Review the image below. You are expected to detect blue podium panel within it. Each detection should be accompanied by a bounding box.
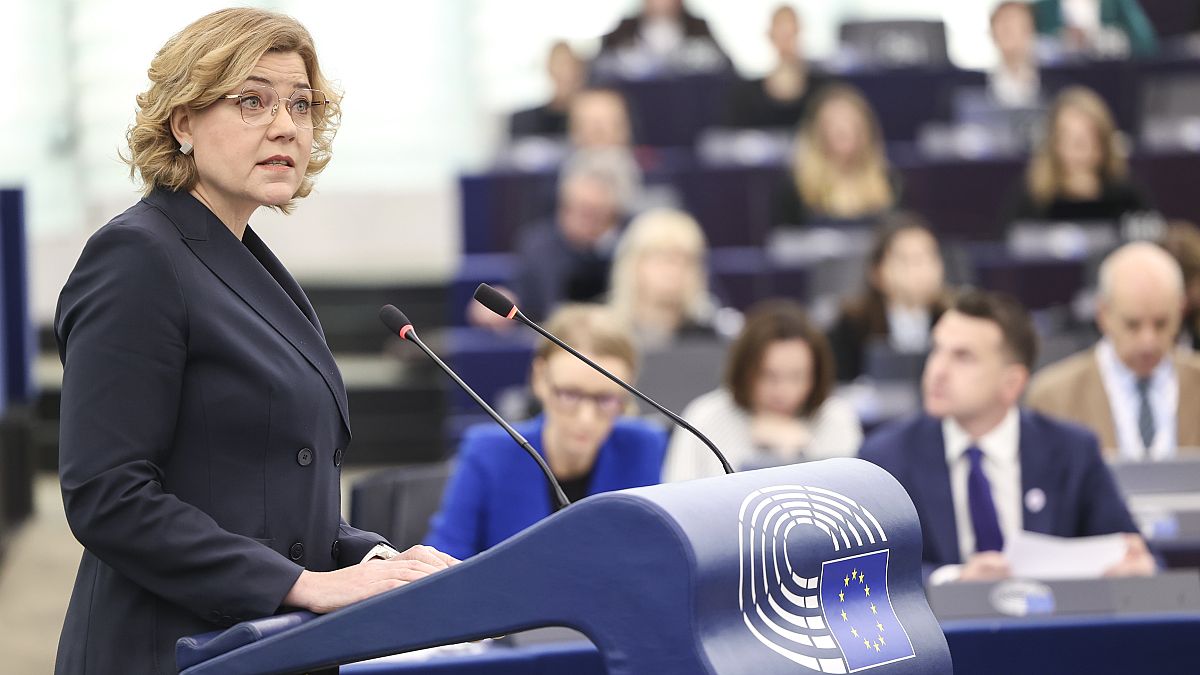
[342,613,1200,675]
[942,613,1200,675]
[180,459,950,674]
[345,642,606,675]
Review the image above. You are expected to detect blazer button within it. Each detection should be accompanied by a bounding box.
[296,448,313,466]
[331,539,341,561]
[333,448,344,467]
[289,542,305,561]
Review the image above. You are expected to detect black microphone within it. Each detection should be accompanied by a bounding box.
[472,284,735,476]
[379,304,570,510]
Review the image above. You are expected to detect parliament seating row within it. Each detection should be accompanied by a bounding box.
[460,150,1200,256]
[595,54,1200,149]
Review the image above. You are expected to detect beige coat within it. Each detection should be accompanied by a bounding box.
[1025,347,1200,459]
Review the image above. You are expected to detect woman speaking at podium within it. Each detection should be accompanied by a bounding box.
[53,9,454,673]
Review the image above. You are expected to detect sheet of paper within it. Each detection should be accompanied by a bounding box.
[1003,530,1127,579]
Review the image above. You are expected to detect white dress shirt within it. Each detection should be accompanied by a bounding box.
[1062,0,1102,33]
[886,305,932,353]
[942,407,1024,564]
[1095,339,1178,461]
[989,64,1041,108]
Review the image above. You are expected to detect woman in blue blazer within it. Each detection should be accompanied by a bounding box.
[425,305,668,559]
[54,10,453,674]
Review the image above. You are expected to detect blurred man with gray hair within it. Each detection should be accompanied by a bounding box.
[1027,241,1200,460]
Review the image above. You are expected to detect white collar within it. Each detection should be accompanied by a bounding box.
[943,406,1020,465]
[1096,338,1174,390]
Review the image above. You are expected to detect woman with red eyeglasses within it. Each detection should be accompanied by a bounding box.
[425,304,667,559]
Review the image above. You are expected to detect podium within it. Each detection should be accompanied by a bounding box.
[178,458,951,674]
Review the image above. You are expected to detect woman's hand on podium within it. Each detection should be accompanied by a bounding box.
[284,545,460,614]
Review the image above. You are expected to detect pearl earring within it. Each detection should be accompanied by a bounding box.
[179,141,193,155]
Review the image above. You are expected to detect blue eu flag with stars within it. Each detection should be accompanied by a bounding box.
[819,550,915,671]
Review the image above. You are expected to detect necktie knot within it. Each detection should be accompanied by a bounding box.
[1136,377,1152,396]
[965,445,984,465]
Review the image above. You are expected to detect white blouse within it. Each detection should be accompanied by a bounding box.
[662,388,863,482]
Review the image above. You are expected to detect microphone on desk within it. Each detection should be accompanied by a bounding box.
[472,283,735,476]
[379,304,571,510]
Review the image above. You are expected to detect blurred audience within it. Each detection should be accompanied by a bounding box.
[594,0,731,80]
[990,1,1043,108]
[469,151,628,328]
[1032,0,1158,58]
[859,290,1154,582]
[568,88,636,150]
[608,208,721,350]
[510,41,588,140]
[426,304,667,559]
[1007,86,1148,224]
[1161,220,1200,350]
[663,300,861,482]
[1026,242,1200,459]
[565,89,645,208]
[829,214,950,382]
[724,5,827,129]
[772,84,898,228]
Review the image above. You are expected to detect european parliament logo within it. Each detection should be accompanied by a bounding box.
[738,485,916,673]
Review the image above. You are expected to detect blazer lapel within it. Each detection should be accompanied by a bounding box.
[1019,411,1057,535]
[1175,353,1200,450]
[912,418,960,565]
[146,190,351,434]
[1082,354,1119,459]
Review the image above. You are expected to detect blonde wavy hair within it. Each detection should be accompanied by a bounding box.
[608,208,712,327]
[533,303,638,373]
[793,84,893,219]
[1026,86,1127,208]
[124,8,342,213]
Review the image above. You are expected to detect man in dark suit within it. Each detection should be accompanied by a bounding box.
[858,290,1155,583]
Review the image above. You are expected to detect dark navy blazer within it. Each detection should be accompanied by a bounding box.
[857,409,1137,568]
[54,189,388,674]
[423,415,667,560]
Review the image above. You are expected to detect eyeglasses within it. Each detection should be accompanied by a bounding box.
[218,86,328,129]
[545,379,627,418]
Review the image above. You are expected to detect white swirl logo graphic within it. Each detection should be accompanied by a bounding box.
[738,485,916,672]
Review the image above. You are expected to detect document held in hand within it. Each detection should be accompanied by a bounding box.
[1004,530,1127,579]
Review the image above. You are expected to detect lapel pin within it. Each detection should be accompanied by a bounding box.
[1024,487,1046,514]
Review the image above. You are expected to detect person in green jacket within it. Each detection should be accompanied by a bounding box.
[1032,0,1158,57]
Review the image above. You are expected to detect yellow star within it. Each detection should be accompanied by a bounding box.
[873,641,881,652]
[864,585,871,597]
[870,602,878,615]
[878,635,887,646]
[841,609,848,621]
[863,638,872,649]
[844,574,850,586]
[839,590,845,602]
[851,627,859,638]
[876,621,885,632]
[851,568,858,580]
[860,574,866,585]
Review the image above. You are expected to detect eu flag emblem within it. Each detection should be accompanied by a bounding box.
[819,550,915,671]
